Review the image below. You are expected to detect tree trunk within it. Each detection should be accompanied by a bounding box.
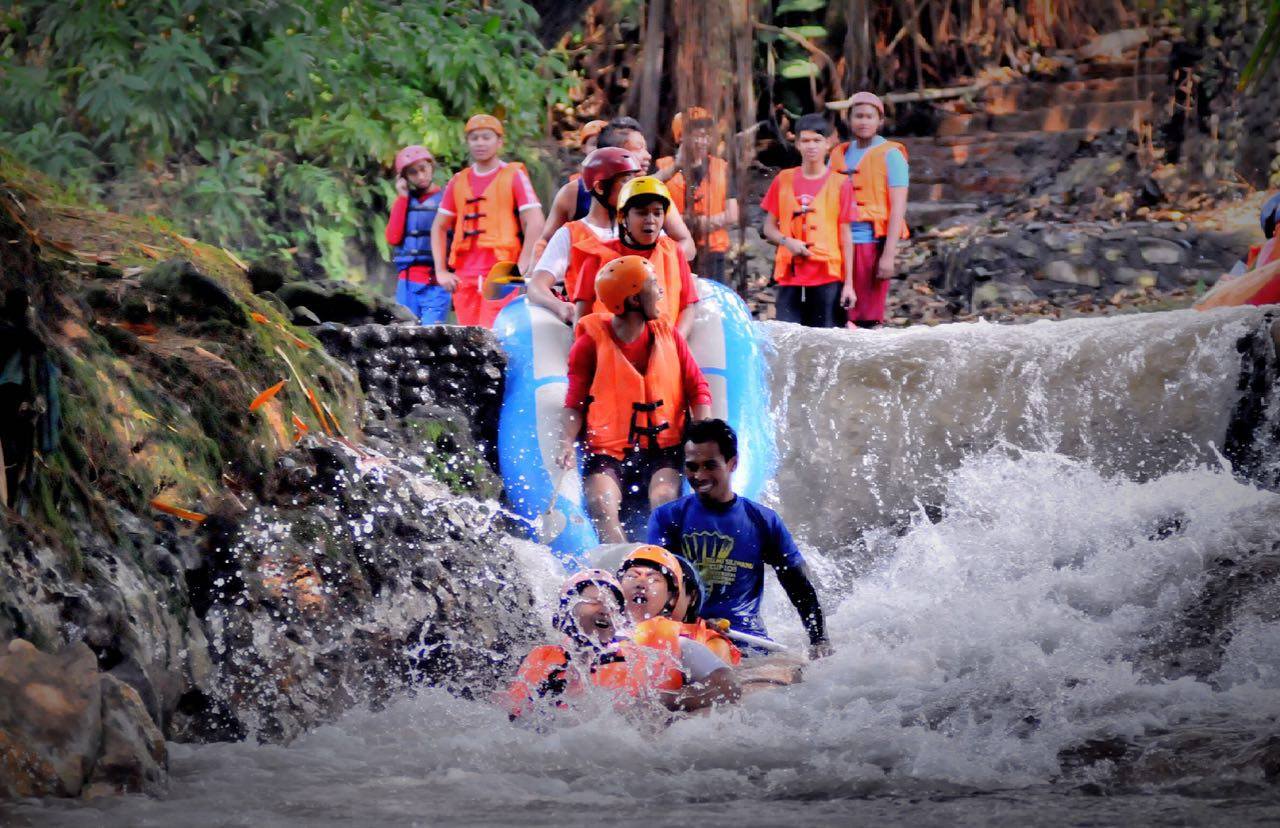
[843,0,872,94]
[528,0,598,47]
[637,0,668,148]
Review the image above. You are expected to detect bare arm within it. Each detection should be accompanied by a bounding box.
[528,270,575,324]
[840,222,855,309]
[692,402,712,421]
[431,213,458,291]
[878,186,908,281]
[662,667,741,712]
[538,182,578,247]
[717,197,740,230]
[763,212,809,257]
[664,206,697,261]
[517,207,546,276]
[677,308,696,341]
[558,407,583,469]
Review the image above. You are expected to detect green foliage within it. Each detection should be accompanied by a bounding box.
[1241,0,1280,90]
[0,1,572,280]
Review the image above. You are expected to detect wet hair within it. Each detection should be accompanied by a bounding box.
[599,117,644,150]
[683,418,737,462]
[794,113,833,139]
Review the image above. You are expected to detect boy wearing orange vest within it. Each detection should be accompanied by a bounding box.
[761,113,857,328]
[431,114,545,328]
[829,91,910,328]
[560,257,712,545]
[572,176,700,339]
[526,147,642,325]
[655,107,740,284]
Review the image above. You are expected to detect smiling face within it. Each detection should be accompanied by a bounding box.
[850,103,883,141]
[684,439,737,504]
[466,128,503,163]
[403,158,435,191]
[685,126,712,161]
[621,130,651,171]
[634,263,664,320]
[570,584,621,647]
[619,564,673,623]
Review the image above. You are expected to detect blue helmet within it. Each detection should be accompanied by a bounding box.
[674,555,705,623]
[1262,192,1280,240]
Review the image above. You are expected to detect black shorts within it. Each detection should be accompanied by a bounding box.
[774,282,843,328]
[696,251,728,284]
[584,446,684,496]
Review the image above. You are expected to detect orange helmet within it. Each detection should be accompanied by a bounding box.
[594,255,654,314]
[618,545,683,608]
[580,119,608,144]
[465,114,504,137]
[671,106,711,143]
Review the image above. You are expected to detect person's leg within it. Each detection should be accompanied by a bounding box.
[646,446,684,510]
[478,286,518,328]
[699,252,727,284]
[418,284,453,324]
[849,241,890,327]
[451,274,483,326]
[806,282,843,328]
[582,460,627,543]
[773,285,804,324]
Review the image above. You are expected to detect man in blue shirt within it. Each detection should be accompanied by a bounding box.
[647,419,831,658]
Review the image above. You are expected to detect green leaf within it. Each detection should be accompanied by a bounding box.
[779,58,819,79]
[786,25,828,40]
[775,0,826,14]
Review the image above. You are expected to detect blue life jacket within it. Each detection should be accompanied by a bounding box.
[572,177,592,221]
[393,189,443,273]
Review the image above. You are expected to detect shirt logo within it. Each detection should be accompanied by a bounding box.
[682,530,752,587]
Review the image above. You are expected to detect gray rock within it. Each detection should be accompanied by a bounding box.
[1114,267,1158,287]
[85,675,167,796]
[1045,260,1101,287]
[1140,240,1184,265]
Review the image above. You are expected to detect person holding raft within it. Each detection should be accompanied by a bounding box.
[525,146,642,324]
[559,256,712,544]
[647,418,832,659]
[616,546,741,710]
[572,176,700,339]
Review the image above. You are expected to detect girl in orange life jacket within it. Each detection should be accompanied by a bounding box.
[829,91,910,329]
[616,546,742,711]
[535,118,699,263]
[431,114,546,329]
[654,108,741,285]
[572,177,701,339]
[526,147,642,325]
[560,257,713,545]
[761,113,857,329]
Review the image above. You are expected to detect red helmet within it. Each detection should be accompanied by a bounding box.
[581,147,642,195]
[394,145,435,178]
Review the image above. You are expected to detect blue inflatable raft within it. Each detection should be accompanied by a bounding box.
[493,279,775,567]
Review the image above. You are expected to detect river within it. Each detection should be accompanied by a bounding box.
[7,308,1280,826]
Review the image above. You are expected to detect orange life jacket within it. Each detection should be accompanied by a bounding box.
[446,162,526,269]
[502,627,684,717]
[680,619,742,665]
[576,312,688,460]
[656,156,731,253]
[830,140,910,241]
[564,220,617,301]
[771,167,848,284]
[581,237,686,326]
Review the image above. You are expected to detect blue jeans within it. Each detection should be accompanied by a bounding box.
[396,278,452,324]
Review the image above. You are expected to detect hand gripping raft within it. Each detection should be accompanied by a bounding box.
[492,277,776,566]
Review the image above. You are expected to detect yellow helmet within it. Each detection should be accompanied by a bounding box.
[616,176,672,216]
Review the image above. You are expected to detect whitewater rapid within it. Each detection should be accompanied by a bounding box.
[7,308,1280,826]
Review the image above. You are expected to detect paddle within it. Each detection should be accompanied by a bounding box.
[712,621,791,654]
[482,260,526,301]
[536,465,569,543]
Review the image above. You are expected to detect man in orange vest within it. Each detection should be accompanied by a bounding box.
[526,147,642,324]
[560,257,712,545]
[431,114,545,328]
[829,91,910,328]
[761,113,857,328]
[655,107,740,284]
[572,176,700,338]
[535,118,698,261]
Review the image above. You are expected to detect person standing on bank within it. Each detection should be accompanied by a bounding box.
[829,91,910,329]
[647,418,831,659]
[761,113,857,328]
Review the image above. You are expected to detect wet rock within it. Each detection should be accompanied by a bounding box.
[141,259,246,325]
[85,675,167,796]
[1139,239,1184,265]
[1044,260,1101,287]
[0,641,102,798]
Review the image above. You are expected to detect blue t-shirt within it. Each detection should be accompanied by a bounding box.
[647,494,806,638]
[843,135,909,244]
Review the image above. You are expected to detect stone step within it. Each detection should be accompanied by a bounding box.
[978,75,1169,114]
[937,98,1153,137]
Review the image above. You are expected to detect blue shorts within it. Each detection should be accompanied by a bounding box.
[396,278,452,324]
